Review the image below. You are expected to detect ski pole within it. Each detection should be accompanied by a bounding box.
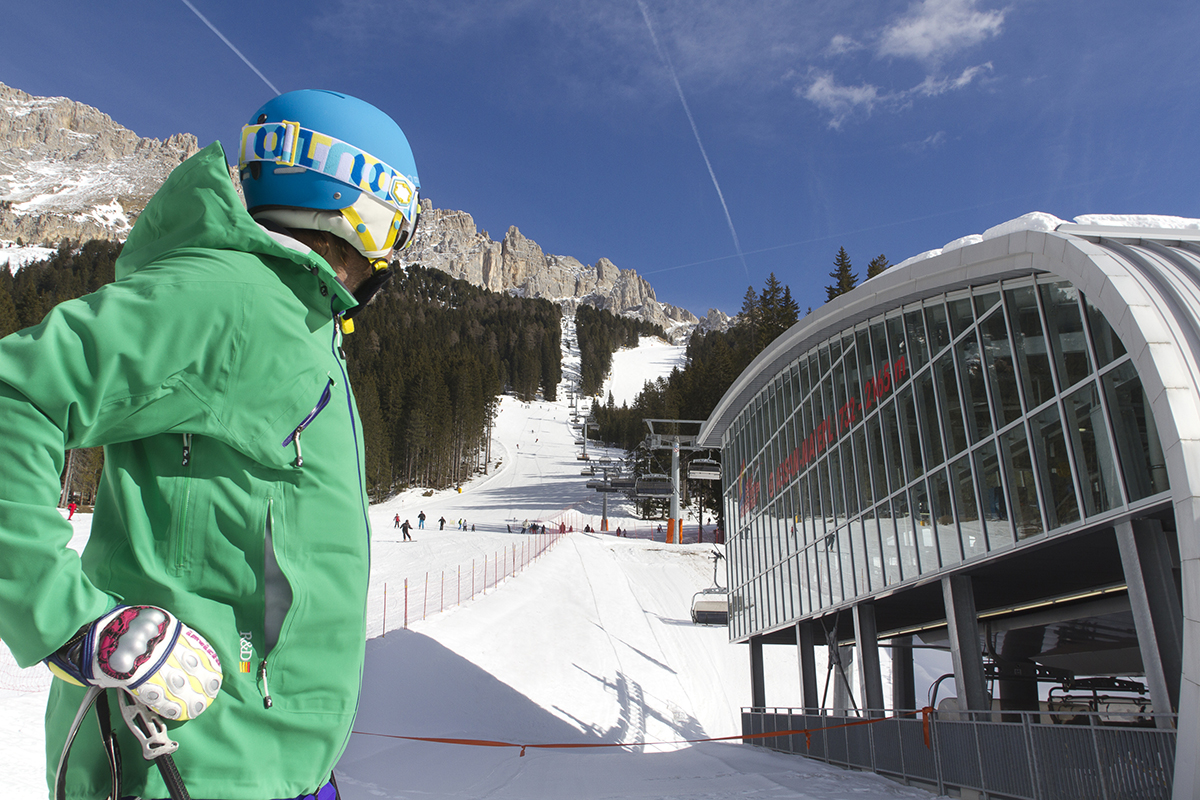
[117,691,192,800]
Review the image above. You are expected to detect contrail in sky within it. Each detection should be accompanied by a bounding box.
[180,0,281,96]
[637,1,749,279]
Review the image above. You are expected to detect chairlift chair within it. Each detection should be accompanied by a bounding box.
[687,458,721,481]
[634,473,673,498]
[691,549,728,625]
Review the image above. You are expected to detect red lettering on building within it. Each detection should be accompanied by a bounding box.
[762,353,907,502]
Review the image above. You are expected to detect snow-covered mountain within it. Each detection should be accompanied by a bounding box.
[401,203,720,339]
[0,82,200,246]
[0,82,727,338]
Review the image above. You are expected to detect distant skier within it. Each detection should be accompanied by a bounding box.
[394,513,401,528]
[400,519,413,542]
[439,516,446,530]
[418,510,426,529]
[67,501,77,520]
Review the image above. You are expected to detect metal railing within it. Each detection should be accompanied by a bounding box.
[742,707,1176,800]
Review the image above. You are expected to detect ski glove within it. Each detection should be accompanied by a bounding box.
[46,605,223,721]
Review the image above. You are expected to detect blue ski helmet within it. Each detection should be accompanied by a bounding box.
[239,90,420,259]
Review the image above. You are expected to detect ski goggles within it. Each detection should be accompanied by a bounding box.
[240,121,420,256]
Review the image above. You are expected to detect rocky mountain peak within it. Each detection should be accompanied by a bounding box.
[0,83,720,337]
[0,82,200,245]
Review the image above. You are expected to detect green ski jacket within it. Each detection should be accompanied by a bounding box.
[0,142,373,799]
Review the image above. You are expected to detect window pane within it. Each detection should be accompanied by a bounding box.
[879,510,901,585]
[827,450,846,525]
[863,511,885,590]
[1002,424,1044,540]
[974,441,1013,551]
[979,308,1023,426]
[905,309,930,372]
[926,302,951,355]
[1064,383,1121,516]
[931,468,962,567]
[1031,404,1081,529]
[897,385,924,478]
[948,297,974,337]
[910,480,940,572]
[840,441,859,517]
[853,425,874,508]
[1007,286,1056,408]
[893,492,919,580]
[956,333,994,442]
[1103,362,1170,500]
[1085,293,1126,369]
[916,371,945,467]
[867,413,889,498]
[850,519,869,596]
[974,291,1001,318]
[936,351,968,456]
[1041,282,1093,389]
[880,399,906,490]
[952,457,982,557]
[887,315,907,367]
[830,527,849,604]
[856,329,874,373]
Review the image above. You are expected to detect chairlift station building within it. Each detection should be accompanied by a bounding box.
[696,221,1200,797]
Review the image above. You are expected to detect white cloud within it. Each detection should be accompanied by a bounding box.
[903,130,948,151]
[800,71,883,129]
[826,34,864,56]
[878,0,1005,63]
[912,62,993,96]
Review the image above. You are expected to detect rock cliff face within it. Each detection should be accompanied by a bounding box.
[0,82,200,244]
[0,83,719,337]
[402,203,700,337]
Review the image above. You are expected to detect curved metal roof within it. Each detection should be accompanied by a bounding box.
[697,224,1200,449]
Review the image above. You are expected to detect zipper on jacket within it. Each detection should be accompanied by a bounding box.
[282,379,335,467]
[173,434,195,571]
[258,659,273,709]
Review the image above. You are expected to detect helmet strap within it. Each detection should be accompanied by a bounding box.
[344,266,394,323]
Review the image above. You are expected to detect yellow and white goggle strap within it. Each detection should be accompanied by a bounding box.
[240,120,420,250]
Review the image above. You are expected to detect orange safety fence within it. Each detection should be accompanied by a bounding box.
[353,707,937,757]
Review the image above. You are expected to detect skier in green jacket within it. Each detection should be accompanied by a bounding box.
[0,89,421,800]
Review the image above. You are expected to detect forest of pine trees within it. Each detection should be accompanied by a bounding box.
[574,304,666,397]
[338,264,563,497]
[3,242,564,503]
[0,239,124,504]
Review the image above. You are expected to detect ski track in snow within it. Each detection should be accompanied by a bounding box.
[0,324,943,800]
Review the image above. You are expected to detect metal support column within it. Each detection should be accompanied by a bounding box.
[891,635,916,712]
[942,574,989,713]
[1117,518,1183,722]
[669,440,681,543]
[798,621,820,713]
[750,635,766,709]
[853,602,886,716]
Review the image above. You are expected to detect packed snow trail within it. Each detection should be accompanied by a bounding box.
[0,330,940,799]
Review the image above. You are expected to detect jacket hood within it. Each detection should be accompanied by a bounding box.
[116,142,358,315]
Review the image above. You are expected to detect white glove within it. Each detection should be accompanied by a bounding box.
[47,605,223,721]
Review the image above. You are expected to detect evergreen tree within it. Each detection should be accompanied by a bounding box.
[867,253,891,279]
[825,247,858,302]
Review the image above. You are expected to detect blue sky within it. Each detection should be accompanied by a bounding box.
[4,0,1199,317]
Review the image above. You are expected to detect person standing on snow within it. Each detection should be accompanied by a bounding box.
[67,501,77,520]
[400,519,413,542]
[0,90,422,800]
[417,510,426,529]
[438,515,446,530]
[394,513,401,528]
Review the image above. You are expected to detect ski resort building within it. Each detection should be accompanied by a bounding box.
[696,220,1200,799]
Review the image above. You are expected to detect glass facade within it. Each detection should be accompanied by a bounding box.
[722,275,1170,641]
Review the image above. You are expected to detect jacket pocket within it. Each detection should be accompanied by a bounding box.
[281,378,334,467]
